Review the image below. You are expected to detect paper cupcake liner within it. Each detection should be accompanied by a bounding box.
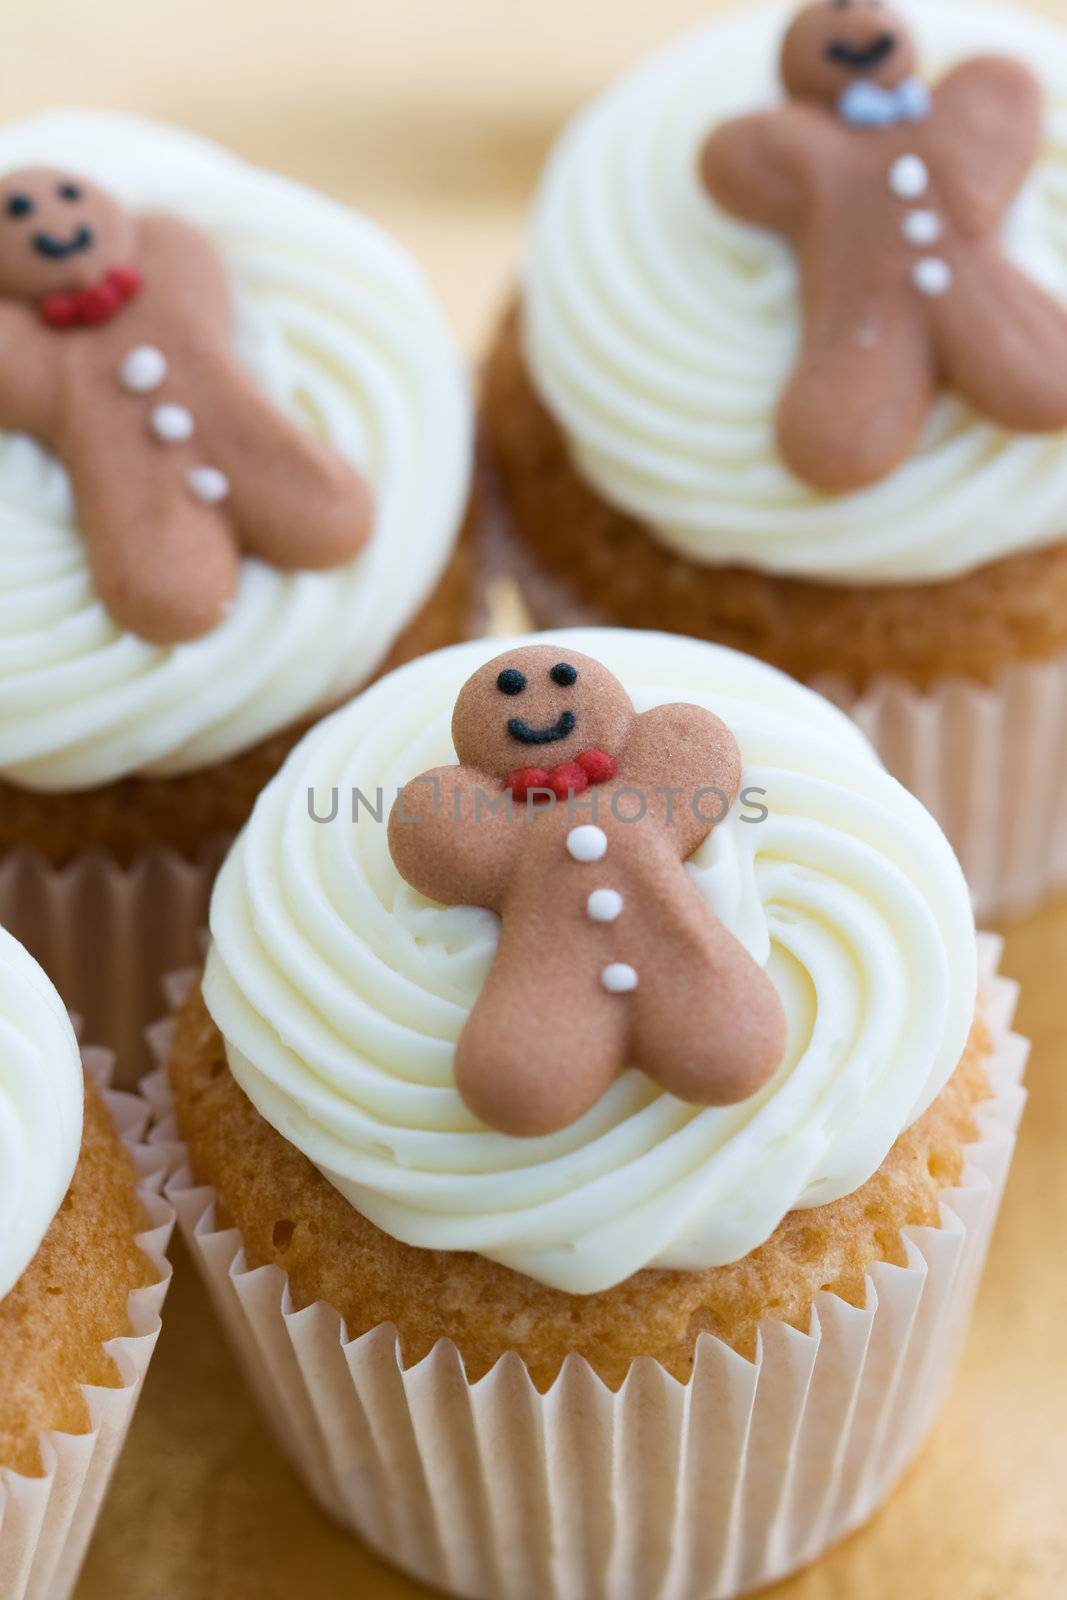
[0,1045,174,1600]
[0,842,228,1088]
[812,660,1067,924]
[148,935,1025,1600]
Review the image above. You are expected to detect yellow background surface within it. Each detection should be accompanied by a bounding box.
[5,0,1058,1592]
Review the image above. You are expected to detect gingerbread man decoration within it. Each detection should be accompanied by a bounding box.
[0,168,374,643]
[700,1,1067,494]
[388,646,786,1137]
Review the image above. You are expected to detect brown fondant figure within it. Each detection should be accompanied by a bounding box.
[700,1,1067,493]
[0,168,374,643]
[389,645,786,1137]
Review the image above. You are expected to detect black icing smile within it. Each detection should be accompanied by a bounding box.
[507,711,578,746]
[32,225,94,260]
[826,33,897,72]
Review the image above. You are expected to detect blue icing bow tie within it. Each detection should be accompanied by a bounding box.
[838,76,932,128]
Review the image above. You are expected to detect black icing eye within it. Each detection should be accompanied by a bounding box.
[550,662,578,687]
[497,667,527,696]
[5,193,33,220]
[57,182,82,203]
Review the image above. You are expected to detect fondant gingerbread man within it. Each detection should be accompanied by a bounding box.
[389,646,786,1137]
[0,168,374,643]
[700,1,1067,493]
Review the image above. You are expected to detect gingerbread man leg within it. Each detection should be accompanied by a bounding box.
[197,361,374,570]
[68,432,240,643]
[777,288,937,494]
[627,896,786,1107]
[929,248,1067,433]
[454,931,629,1138]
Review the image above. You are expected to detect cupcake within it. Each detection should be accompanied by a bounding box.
[0,922,171,1599]
[159,628,1026,1598]
[483,0,1067,920]
[0,109,474,1078]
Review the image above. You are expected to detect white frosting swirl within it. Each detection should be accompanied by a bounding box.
[204,628,977,1294]
[523,0,1067,583]
[0,926,83,1300]
[0,110,471,791]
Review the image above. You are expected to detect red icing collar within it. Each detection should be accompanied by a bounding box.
[505,749,618,803]
[41,266,142,329]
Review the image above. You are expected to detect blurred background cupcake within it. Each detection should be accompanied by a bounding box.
[482,0,1067,922]
[0,922,171,1599]
[159,627,1026,1600]
[0,109,474,1079]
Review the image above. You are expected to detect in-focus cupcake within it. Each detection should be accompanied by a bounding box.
[483,0,1067,920]
[0,109,474,1075]
[161,628,1026,1599]
[0,922,171,1600]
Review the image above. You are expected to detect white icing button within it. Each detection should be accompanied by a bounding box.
[602,963,638,994]
[567,825,608,863]
[151,403,195,444]
[902,209,942,247]
[187,465,230,505]
[913,257,952,296]
[119,345,167,394]
[889,154,928,200]
[587,888,623,923]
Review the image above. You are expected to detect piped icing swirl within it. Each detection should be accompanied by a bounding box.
[522,0,1067,582]
[0,926,83,1300]
[0,110,471,791]
[204,629,977,1295]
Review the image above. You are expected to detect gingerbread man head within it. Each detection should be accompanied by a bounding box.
[782,1,916,107]
[451,645,634,780]
[0,169,136,301]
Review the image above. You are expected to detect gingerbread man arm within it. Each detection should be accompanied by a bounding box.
[138,213,232,329]
[933,57,1043,234]
[0,303,63,438]
[621,703,742,860]
[699,104,836,236]
[388,766,524,914]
